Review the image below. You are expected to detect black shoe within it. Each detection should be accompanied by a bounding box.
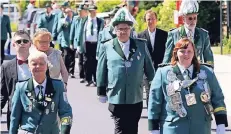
[80,79,85,83]
[70,74,75,78]
[85,81,93,87]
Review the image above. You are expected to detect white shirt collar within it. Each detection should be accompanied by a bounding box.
[33,77,47,89]
[88,16,96,21]
[118,39,130,47]
[184,25,195,36]
[148,28,156,35]
[177,62,194,77]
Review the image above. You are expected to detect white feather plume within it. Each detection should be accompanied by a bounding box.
[179,0,199,16]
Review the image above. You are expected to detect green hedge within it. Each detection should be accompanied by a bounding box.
[222,35,231,54]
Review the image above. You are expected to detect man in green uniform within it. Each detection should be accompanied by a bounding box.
[0,3,12,64]
[57,7,75,77]
[70,4,88,80]
[162,0,214,66]
[10,50,72,134]
[96,7,154,134]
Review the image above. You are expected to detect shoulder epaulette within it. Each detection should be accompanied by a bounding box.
[200,28,209,33]
[200,63,214,69]
[158,63,171,68]
[136,38,147,42]
[50,78,62,82]
[169,28,176,31]
[18,78,30,83]
[101,39,112,44]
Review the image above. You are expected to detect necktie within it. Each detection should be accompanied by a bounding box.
[90,19,94,35]
[184,69,191,80]
[37,85,44,102]
[188,30,193,41]
[18,60,28,65]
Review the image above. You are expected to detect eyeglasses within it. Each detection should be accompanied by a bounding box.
[116,28,130,32]
[15,39,29,45]
[38,40,50,44]
[188,17,197,21]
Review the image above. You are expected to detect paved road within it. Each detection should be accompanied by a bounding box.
[1,55,231,134]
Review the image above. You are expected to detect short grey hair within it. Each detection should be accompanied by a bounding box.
[28,49,48,64]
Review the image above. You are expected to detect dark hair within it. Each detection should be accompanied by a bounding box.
[170,38,200,72]
[13,30,31,40]
[144,9,157,21]
[0,3,4,9]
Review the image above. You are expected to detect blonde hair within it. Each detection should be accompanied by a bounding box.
[28,49,48,64]
[33,28,52,46]
[144,9,157,21]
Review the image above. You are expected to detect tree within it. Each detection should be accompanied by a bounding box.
[197,1,220,45]
[135,0,175,33]
[96,0,121,13]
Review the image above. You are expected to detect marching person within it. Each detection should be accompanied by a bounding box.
[96,8,154,134]
[37,2,58,48]
[70,4,88,81]
[10,50,72,134]
[1,30,31,130]
[137,10,167,108]
[0,3,12,64]
[77,4,104,86]
[32,28,68,89]
[57,7,75,77]
[56,2,69,53]
[148,38,228,134]
[162,0,214,66]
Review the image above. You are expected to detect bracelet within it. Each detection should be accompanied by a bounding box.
[64,82,67,85]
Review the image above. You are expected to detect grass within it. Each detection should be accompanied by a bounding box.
[10,22,18,32]
[211,46,231,55]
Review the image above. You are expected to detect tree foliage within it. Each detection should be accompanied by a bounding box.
[96,0,121,13]
[197,1,220,44]
[135,0,176,33]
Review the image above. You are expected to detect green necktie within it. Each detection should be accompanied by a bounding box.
[184,69,191,80]
[91,19,94,35]
[188,30,193,42]
[37,85,44,101]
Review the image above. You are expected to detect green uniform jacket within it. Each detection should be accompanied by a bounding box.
[162,27,214,66]
[96,25,116,58]
[57,15,74,48]
[76,17,104,53]
[10,78,72,134]
[69,16,81,49]
[148,64,228,134]
[56,12,65,44]
[1,15,12,40]
[37,13,58,39]
[97,38,155,104]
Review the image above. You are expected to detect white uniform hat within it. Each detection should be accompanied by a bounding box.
[110,7,137,27]
[179,0,199,16]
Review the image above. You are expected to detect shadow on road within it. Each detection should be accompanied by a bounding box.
[0,131,9,134]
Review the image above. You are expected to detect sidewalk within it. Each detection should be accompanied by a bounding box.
[213,54,231,116]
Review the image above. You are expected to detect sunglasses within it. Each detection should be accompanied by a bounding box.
[188,17,197,21]
[15,39,29,44]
